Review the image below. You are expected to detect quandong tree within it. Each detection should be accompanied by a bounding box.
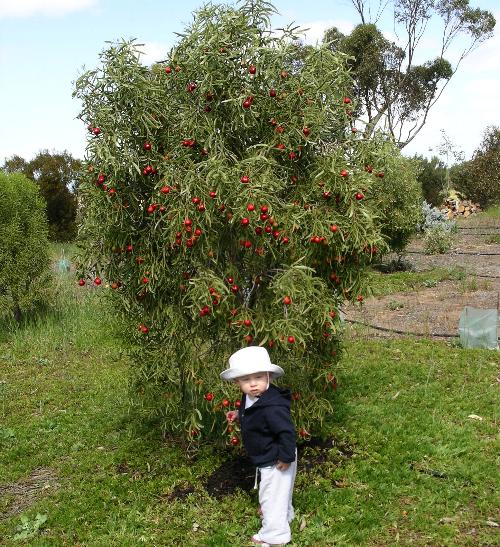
[73,0,421,443]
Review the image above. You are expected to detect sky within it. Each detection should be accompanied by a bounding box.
[0,0,499,166]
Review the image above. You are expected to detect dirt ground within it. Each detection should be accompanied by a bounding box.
[343,218,500,340]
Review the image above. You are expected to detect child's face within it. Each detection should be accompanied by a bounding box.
[235,372,269,398]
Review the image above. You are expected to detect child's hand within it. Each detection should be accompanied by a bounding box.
[276,460,290,471]
[226,410,239,423]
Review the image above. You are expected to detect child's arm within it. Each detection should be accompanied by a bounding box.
[266,406,296,466]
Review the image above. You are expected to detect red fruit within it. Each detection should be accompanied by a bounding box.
[78,279,86,286]
[292,392,300,401]
[322,191,331,200]
[92,127,101,135]
[222,399,230,407]
[276,143,286,150]
[231,284,239,294]
[102,185,108,191]
[365,165,373,173]
[244,239,252,248]
[243,100,251,109]
[260,205,268,213]
[159,205,166,213]
[255,227,263,235]
[247,203,255,212]
[140,325,149,334]
[276,125,284,134]
[248,65,256,74]
[143,142,152,151]
[111,282,119,290]
[191,196,201,205]
[165,66,172,74]
[343,97,351,104]
[209,190,217,198]
[357,295,364,302]
[97,173,105,184]
[126,244,134,252]
[270,118,278,126]
[142,277,149,284]
[235,400,241,408]
[281,236,290,244]
[204,392,214,402]
[264,225,272,234]
[243,319,251,327]
[355,192,364,200]
[241,217,250,227]
[244,334,253,343]
[329,310,337,319]
[198,203,206,212]
[147,205,155,214]
[303,127,311,137]
[287,335,295,344]
[289,152,297,160]
[298,428,309,438]
[94,277,102,286]
[160,186,170,194]
[230,436,239,446]
[377,172,385,178]
[269,89,277,97]
[351,127,357,133]
[340,169,348,178]
[240,175,250,184]
[186,238,195,248]
[283,296,291,305]
[184,218,193,227]
[108,188,116,196]
[194,228,202,237]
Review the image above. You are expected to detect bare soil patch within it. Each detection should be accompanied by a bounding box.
[0,468,59,519]
[344,220,500,340]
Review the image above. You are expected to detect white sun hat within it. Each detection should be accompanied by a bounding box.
[220,346,284,381]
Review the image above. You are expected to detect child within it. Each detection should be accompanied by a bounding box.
[220,346,297,546]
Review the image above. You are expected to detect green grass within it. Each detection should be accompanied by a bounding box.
[1,269,499,545]
[366,267,466,297]
[480,204,500,219]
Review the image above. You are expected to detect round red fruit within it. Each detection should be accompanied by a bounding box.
[247,203,255,212]
[244,319,252,327]
[241,217,250,226]
[343,97,351,104]
[303,127,311,137]
[248,65,256,74]
[222,399,230,407]
[340,169,348,177]
[94,277,102,286]
[143,142,152,151]
[165,66,172,74]
[209,190,217,198]
[355,192,364,200]
[330,224,338,232]
[78,279,86,286]
[92,127,101,135]
[243,100,251,109]
[230,436,239,446]
[283,296,291,305]
[240,175,250,184]
[204,392,214,402]
[269,89,277,97]
[287,335,295,344]
[231,284,239,294]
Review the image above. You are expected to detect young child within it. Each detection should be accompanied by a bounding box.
[220,346,297,546]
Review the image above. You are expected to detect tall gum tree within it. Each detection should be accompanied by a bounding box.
[324,0,495,148]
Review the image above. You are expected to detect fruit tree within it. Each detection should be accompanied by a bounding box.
[73,0,421,442]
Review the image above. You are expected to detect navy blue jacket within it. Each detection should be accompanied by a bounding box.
[238,384,296,467]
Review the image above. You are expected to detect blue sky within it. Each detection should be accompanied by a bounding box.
[1,0,499,165]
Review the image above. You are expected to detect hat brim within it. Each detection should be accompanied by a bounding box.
[220,363,284,381]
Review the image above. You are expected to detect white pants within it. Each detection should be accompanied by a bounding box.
[255,456,297,545]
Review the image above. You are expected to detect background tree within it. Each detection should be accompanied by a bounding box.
[323,0,495,148]
[73,0,421,442]
[415,155,447,206]
[2,150,81,241]
[452,125,500,208]
[0,171,54,323]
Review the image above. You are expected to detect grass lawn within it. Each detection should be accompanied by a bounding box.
[0,270,499,545]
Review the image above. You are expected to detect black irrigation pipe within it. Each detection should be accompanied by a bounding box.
[454,233,500,236]
[345,318,500,341]
[458,225,500,229]
[405,250,500,256]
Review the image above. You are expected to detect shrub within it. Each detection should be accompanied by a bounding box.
[423,225,454,254]
[416,155,447,206]
[420,201,456,232]
[73,0,422,441]
[0,171,54,322]
[452,126,500,208]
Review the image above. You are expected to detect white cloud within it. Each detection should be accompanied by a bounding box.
[137,41,172,67]
[0,0,99,19]
[297,19,354,45]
